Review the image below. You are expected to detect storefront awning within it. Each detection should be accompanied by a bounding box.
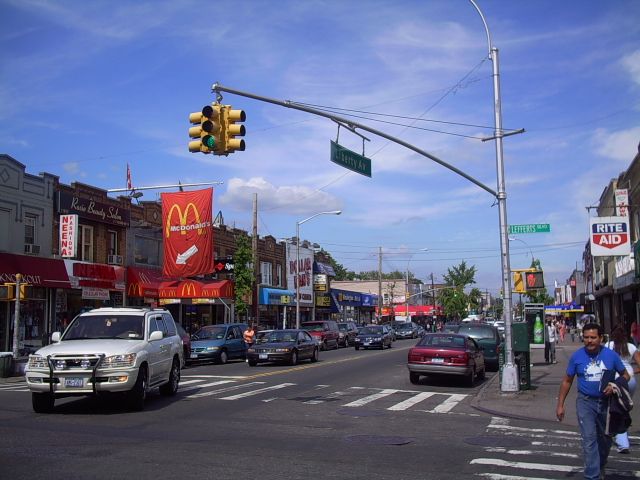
[127,266,165,297]
[0,252,71,289]
[260,287,294,305]
[158,279,234,299]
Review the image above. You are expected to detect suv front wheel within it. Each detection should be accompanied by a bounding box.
[128,365,148,411]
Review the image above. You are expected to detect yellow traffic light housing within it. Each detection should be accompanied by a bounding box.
[512,272,524,293]
[221,105,246,154]
[188,105,223,154]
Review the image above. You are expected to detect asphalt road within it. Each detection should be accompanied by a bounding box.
[1,341,635,479]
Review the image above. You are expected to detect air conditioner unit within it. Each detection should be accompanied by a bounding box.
[24,244,40,254]
[107,254,123,265]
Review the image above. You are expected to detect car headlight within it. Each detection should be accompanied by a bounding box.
[102,353,137,368]
[247,348,255,353]
[28,355,48,369]
[206,346,220,351]
[275,348,291,353]
[374,337,382,341]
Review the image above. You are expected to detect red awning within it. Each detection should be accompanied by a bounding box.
[127,266,165,297]
[158,279,234,299]
[0,252,71,289]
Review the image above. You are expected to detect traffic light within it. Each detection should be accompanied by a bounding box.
[221,105,246,154]
[512,272,525,293]
[525,271,545,291]
[188,104,223,154]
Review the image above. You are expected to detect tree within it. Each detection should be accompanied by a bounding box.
[437,260,477,320]
[233,233,253,320]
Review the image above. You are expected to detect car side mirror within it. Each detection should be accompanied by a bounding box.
[149,330,163,341]
[51,332,61,343]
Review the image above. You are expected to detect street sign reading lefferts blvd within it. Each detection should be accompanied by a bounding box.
[330,140,372,177]
[509,223,551,234]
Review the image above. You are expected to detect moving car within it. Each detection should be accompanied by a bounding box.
[450,323,502,370]
[395,321,419,339]
[189,323,248,364]
[301,320,340,350]
[25,307,183,413]
[354,325,393,350]
[337,321,358,347]
[246,329,319,366]
[407,333,485,387]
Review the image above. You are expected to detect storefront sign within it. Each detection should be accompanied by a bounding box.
[615,188,629,217]
[57,191,130,227]
[82,287,110,300]
[59,214,78,258]
[315,294,331,307]
[313,274,328,292]
[590,216,630,256]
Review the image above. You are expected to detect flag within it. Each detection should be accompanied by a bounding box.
[162,188,214,277]
[127,163,132,191]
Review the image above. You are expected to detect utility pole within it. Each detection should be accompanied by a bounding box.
[252,193,259,328]
[430,273,435,306]
[12,274,22,359]
[378,246,382,324]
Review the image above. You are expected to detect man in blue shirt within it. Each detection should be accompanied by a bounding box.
[556,322,629,480]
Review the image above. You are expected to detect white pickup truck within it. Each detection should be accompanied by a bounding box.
[25,307,184,413]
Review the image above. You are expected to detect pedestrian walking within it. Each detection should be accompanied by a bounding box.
[559,320,566,343]
[556,322,630,480]
[631,320,640,347]
[243,324,256,348]
[545,319,557,363]
[605,325,640,454]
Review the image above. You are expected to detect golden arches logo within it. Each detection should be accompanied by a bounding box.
[181,282,197,296]
[165,203,204,238]
[128,283,142,296]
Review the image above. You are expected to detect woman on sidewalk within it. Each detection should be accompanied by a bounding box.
[605,325,640,454]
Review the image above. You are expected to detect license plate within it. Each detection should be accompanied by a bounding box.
[190,353,198,359]
[431,358,444,363]
[259,354,268,360]
[364,341,370,345]
[65,377,84,388]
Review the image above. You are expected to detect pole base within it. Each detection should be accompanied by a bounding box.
[500,363,519,392]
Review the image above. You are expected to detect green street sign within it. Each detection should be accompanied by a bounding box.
[509,223,551,234]
[330,140,372,178]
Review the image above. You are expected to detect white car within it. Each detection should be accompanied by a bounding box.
[25,307,184,413]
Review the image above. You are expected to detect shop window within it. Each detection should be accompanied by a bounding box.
[24,214,37,249]
[108,230,118,255]
[134,234,160,266]
[79,225,94,262]
[276,264,283,287]
[260,261,273,285]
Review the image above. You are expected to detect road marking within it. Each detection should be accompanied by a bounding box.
[179,380,236,393]
[476,474,553,480]
[428,393,467,413]
[219,383,296,400]
[181,375,248,379]
[180,379,206,386]
[470,458,580,473]
[387,392,436,411]
[185,381,266,399]
[484,447,579,459]
[343,388,399,407]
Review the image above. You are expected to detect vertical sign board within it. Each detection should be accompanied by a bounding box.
[590,216,630,256]
[615,189,629,217]
[59,214,78,258]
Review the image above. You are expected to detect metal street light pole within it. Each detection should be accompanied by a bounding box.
[469,0,518,392]
[295,210,342,328]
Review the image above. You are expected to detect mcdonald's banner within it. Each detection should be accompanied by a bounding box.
[162,188,214,277]
[127,266,165,297]
[158,279,233,299]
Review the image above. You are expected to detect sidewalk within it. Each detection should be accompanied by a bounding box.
[472,339,640,432]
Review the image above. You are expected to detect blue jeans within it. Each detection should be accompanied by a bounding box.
[576,392,612,479]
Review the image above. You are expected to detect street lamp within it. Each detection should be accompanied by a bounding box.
[295,210,342,328]
[406,248,428,321]
[508,236,535,265]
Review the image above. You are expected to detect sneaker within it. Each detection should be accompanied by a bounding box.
[618,448,630,454]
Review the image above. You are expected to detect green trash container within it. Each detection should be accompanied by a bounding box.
[0,352,13,378]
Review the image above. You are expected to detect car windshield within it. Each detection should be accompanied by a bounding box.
[193,326,226,340]
[359,326,383,335]
[457,326,496,340]
[338,324,348,331]
[418,335,465,347]
[257,331,298,343]
[397,324,412,330]
[63,314,144,340]
[301,323,324,332]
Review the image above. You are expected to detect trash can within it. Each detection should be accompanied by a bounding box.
[512,322,531,390]
[0,352,14,378]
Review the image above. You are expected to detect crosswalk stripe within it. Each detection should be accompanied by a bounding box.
[342,388,399,407]
[476,474,554,480]
[429,393,467,413]
[179,380,236,393]
[387,392,436,411]
[185,381,266,399]
[470,458,580,473]
[219,383,296,400]
[179,379,206,386]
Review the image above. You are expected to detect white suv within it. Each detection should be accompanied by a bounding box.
[25,307,184,413]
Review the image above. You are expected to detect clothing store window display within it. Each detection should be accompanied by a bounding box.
[605,326,640,454]
[556,323,629,480]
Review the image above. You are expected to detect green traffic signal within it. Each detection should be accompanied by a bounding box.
[203,135,216,148]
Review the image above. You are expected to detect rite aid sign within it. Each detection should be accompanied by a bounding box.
[590,216,630,256]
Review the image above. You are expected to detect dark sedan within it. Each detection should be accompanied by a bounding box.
[246,329,319,366]
[407,333,485,387]
[354,325,393,350]
[395,321,419,339]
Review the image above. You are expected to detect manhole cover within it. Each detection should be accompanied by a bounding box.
[345,435,414,446]
[464,435,529,448]
[337,408,386,417]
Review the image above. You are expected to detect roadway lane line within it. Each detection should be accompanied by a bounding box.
[219,383,296,400]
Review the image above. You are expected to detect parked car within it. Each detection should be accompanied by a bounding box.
[175,322,191,363]
[449,323,502,370]
[301,320,340,350]
[395,321,419,339]
[246,329,319,366]
[354,325,393,350]
[25,307,183,413]
[337,321,358,347]
[492,320,505,336]
[189,323,248,364]
[407,333,485,387]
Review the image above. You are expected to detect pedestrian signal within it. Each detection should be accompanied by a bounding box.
[525,271,544,291]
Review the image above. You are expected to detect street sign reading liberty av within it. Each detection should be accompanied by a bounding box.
[508,223,550,234]
[330,140,372,177]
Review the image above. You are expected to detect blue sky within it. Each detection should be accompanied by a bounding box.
[1,0,639,296]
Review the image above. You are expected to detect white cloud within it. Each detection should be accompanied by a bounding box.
[593,127,640,162]
[621,50,640,86]
[62,162,80,174]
